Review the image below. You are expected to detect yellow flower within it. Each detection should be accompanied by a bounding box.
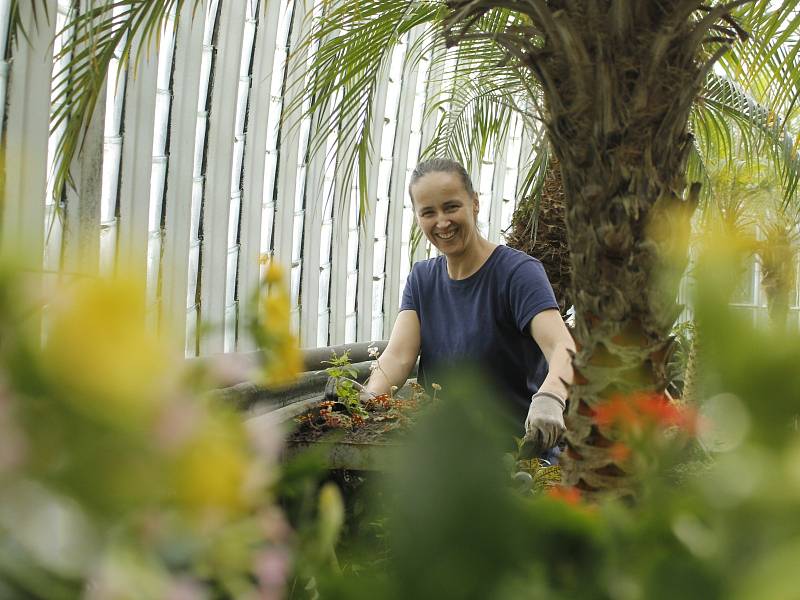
[260,255,283,284]
[43,277,175,429]
[173,417,251,517]
[317,482,344,555]
[263,336,303,388]
[260,292,291,335]
[251,258,302,387]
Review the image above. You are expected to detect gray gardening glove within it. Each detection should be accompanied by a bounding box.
[524,391,566,452]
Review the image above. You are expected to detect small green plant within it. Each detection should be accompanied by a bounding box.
[667,319,696,399]
[295,353,432,434]
[324,350,358,380]
[324,350,369,421]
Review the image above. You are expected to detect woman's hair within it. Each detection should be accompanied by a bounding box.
[408,158,475,203]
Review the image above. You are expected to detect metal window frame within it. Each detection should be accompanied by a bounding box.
[162,0,208,353]
[198,0,247,354]
[238,0,282,351]
[1,1,57,323]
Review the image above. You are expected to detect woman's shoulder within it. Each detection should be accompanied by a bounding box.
[408,255,447,284]
[493,245,545,272]
[411,255,446,273]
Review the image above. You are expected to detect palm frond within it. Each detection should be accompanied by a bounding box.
[7,0,52,47]
[421,75,520,164]
[288,0,444,223]
[419,7,537,160]
[695,73,800,208]
[728,0,800,111]
[685,141,714,215]
[49,0,203,202]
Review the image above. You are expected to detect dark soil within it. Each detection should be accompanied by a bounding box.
[287,417,410,445]
[287,386,428,446]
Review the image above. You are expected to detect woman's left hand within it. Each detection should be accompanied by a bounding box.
[525,391,566,450]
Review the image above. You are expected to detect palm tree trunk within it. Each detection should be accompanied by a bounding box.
[445,1,749,498]
[505,156,572,314]
[557,138,698,496]
[759,226,798,331]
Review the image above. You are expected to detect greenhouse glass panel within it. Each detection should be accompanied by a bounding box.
[345,271,358,312]
[292,212,304,261]
[226,248,239,314]
[345,313,357,344]
[317,310,329,347]
[228,194,242,249]
[224,303,238,352]
[731,253,757,305]
[291,263,302,308]
[186,243,200,308]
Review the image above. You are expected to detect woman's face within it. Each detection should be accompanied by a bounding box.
[411,171,480,257]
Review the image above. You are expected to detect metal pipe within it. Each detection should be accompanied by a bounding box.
[194,341,398,408]
[300,340,388,371]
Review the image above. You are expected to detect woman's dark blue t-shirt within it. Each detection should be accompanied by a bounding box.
[400,245,559,422]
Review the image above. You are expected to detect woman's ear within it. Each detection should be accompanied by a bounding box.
[472,193,480,217]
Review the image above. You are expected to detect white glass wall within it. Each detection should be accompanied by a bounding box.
[8,0,792,356]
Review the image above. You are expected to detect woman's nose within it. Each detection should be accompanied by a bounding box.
[435,216,451,228]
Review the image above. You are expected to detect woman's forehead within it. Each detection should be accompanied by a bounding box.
[411,171,469,197]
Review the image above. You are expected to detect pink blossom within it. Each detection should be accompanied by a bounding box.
[254,546,291,593]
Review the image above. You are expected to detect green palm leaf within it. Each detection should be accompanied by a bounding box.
[694,73,800,205]
[8,0,52,45]
[288,0,444,223]
[34,0,799,236]
[47,0,203,202]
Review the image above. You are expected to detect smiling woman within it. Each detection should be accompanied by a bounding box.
[364,158,576,445]
[409,161,485,274]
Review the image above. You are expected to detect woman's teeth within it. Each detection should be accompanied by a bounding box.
[437,230,456,240]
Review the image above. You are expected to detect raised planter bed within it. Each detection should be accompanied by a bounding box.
[208,342,421,471]
[246,380,423,471]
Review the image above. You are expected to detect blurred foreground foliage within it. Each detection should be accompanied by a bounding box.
[1,229,798,599]
[287,233,800,600]
[0,265,296,599]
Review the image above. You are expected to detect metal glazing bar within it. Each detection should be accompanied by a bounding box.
[398,44,434,300]
[238,0,281,352]
[117,28,159,278]
[316,89,341,347]
[370,34,409,340]
[354,53,391,342]
[199,0,247,354]
[271,0,309,329]
[223,0,260,352]
[488,139,508,242]
[162,0,208,353]
[384,27,423,335]
[1,0,56,300]
[0,0,12,128]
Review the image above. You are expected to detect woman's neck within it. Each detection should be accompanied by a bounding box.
[446,236,497,280]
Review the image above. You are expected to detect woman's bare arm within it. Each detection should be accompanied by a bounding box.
[529,308,575,398]
[365,310,421,396]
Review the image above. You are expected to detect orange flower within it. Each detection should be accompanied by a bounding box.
[609,442,632,462]
[594,394,639,428]
[547,485,582,506]
[594,391,697,435]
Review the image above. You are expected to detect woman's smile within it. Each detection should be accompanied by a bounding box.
[435,228,457,241]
